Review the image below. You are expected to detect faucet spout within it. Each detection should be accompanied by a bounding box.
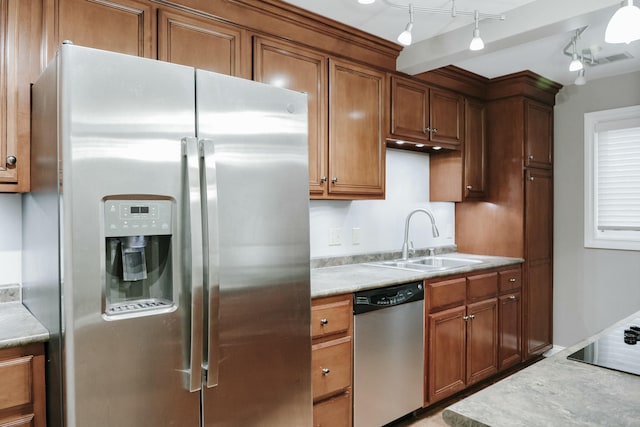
[401,208,439,260]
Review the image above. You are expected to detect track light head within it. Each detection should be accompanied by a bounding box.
[605,0,640,44]
[469,11,484,51]
[398,4,414,46]
[574,69,586,86]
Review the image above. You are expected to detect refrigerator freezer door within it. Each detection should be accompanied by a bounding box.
[57,45,200,426]
[196,70,312,426]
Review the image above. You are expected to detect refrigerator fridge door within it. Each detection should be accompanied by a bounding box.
[55,45,201,426]
[195,70,312,426]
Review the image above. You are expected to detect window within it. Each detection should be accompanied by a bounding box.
[584,105,640,250]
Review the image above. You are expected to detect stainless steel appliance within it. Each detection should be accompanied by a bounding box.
[23,43,311,427]
[353,282,425,427]
[568,318,640,376]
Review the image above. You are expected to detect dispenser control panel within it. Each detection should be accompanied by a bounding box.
[104,199,172,237]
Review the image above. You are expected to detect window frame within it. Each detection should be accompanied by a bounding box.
[584,104,640,251]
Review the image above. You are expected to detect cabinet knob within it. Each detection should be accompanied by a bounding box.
[321,368,330,375]
[331,177,338,184]
[432,128,438,133]
[509,278,516,283]
[320,318,329,326]
[509,295,517,300]
[320,176,327,183]
[470,314,475,320]
[466,185,473,190]
[529,176,535,182]
[6,156,16,166]
[528,155,534,160]
[425,127,431,133]
[463,315,470,321]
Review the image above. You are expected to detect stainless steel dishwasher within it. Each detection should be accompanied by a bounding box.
[353,281,424,427]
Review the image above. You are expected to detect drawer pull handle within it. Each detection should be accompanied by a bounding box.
[322,368,330,375]
[509,295,517,300]
[509,278,517,282]
[320,318,329,325]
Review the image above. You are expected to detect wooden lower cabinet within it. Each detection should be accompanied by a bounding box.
[426,270,506,405]
[0,343,46,427]
[311,294,353,427]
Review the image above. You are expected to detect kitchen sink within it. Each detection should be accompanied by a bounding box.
[367,256,483,272]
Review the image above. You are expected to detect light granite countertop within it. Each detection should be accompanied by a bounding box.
[0,302,49,349]
[442,310,640,427]
[310,252,524,298]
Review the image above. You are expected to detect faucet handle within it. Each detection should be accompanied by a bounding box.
[428,247,436,257]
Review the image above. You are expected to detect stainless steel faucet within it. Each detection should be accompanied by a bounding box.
[401,208,440,260]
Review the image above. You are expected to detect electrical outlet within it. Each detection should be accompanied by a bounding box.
[328,227,342,246]
[352,228,361,245]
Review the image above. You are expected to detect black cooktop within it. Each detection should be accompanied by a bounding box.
[567,318,640,376]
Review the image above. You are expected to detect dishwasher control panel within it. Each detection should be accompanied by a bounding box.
[353,281,424,315]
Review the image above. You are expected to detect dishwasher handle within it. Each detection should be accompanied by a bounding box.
[353,281,424,315]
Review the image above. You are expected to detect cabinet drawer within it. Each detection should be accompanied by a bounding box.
[312,337,352,400]
[499,268,522,292]
[467,272,498,301]
[0,356,32,410]
[312,296,351,339]
[428,278,466,311]
[313,392,351,427]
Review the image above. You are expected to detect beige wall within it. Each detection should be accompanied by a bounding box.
[554,70,640,347]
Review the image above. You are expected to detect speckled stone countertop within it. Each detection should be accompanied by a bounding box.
[0,302,49,349]
[442,310,640,427]
[310,251,524,298]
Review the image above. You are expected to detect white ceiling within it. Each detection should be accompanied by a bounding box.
[282,0,640,86]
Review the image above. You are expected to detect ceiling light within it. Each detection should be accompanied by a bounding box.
[469,10,484,51]
[605,0,640,44]
[574,69,587,86]
[568,35,583,71]
[397,4,414,46]
[358,0,376,4]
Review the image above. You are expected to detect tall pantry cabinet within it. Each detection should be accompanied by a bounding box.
[455,71,561,360]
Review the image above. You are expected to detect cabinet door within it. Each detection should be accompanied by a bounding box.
[499,292,522,369]
[525,168,553,357]
[429,87,463,148]
[466,298,498,385]
[0,0,42,192]
[463,98,486,200]
[158,8,248,78]
[329,58,385,198]
[524,100,553,169]
[427,305,466,404]
[57,0,154,57]
[390,75,429,142]
[253,37,327,197]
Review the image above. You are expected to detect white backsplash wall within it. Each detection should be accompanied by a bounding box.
[0,193,22,285]
[309,148,455,258]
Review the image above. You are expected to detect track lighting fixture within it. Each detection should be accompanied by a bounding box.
[358,0,505,50]
[469,10,484,51]
[605,0,640,44]
[568,31,584,72]
[574,69,587,86]
[397,4,414,46]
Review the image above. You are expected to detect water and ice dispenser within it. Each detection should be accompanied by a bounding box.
[103,198,175,319]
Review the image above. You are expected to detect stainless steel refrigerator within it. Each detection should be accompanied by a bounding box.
[23,43,312,427]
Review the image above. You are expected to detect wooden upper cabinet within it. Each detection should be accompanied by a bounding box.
[389,75,463,149]
[56,0,154,57]
[253,36,327,197]
[524,100,553,169]
[0,0,42,192]
[390,75,429,142]
[157,8,248,78]
[430,87,464,147]
[430,97,485,202]
[329,58,385,198]
[463,98,486,200]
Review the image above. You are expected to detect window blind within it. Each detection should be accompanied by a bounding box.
[596,124,640,231]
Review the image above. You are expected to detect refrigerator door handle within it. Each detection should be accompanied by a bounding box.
[200,138,220,388]
[183,137,204,393]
